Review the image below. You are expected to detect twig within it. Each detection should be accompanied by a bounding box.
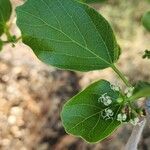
[124,118,146,150]
[124,98,150,150]
[145,98,150,126]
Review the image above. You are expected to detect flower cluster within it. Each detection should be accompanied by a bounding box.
[110,84,120,91]
[117,113,140,125]
[98,88,140,125]
[117,113,127,122]
[100,107,140,125]
[98,93,112,106]
[101,108,114,120]
[129,117,139,125]
[124,87,135,98]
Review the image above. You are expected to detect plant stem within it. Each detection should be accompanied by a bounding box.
[4,25,12,41]
[15,36,22,42]
[124,98,150,150]
[111,64,132,87]
[124,118,146,150]
[3,24,22,45]
[145,97,150,126]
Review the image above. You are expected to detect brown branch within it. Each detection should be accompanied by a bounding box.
[124,98,150,150]
[124,118,146,150]
[145,98,150,126]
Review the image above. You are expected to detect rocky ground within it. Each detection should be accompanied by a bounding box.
[0,0,150,150]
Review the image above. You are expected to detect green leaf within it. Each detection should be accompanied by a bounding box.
[0,0,12,36]
[130,81,150,101]
[16,0,120,72]
[0,39,3,51]
[61,80,124,143]
[143,49,150,59]
[142,11,150,32]
[146,0,150,3]
[80,0,107,3]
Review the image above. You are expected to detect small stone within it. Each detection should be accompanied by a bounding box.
[8,115,16,125]
[10,126,22,138]
[10,107,23,116]
[2,139,10,146]
[20,147,28,150]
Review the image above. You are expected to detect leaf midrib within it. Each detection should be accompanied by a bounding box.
[95,105,121,139]
[17,9,111,66]
[39,0,113,63]
[66,104,120,137]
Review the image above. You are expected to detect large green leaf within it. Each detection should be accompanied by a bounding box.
[142,11,150,32]
[0,0,12,36]
[16,0,120,72]
[61,80,124,143]
[81,0,107,3]
[130,81,150,101]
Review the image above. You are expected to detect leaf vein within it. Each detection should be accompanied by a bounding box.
[17,9,111,66]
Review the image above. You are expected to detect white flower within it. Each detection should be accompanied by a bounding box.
[104,96,112,106]
[105,108,114,116]
[124,87,134,98]
[110,84,120,91]
[130,117,139,125]
[98,93,112,106]
[101,108,114,120]
[117,113,127,122]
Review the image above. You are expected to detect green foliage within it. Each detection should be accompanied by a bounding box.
[142,11,150,31]
[61,80,125,143]
[0,39,3,50]
[80,0,107,3]
[143,49,150,59]
[15,0,150,143]
[130,81,150,101]
[0,0,12,36]
[16,0,120,72]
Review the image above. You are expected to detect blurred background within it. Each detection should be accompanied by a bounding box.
[0,0,150,149]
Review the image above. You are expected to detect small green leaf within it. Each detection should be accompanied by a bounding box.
[61,80,124,143]
[16,0,120,72]
[143,49,150,59]
[130,81,150,101]
[0,0,12,36]
[142,11,150,32]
